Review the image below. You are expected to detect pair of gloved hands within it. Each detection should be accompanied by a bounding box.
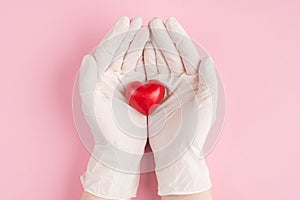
[79,16,218,199]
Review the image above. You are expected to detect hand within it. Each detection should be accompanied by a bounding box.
[146,17,218,195]
[79,16,149,199]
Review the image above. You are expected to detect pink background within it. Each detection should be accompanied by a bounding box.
[1,0,300,199]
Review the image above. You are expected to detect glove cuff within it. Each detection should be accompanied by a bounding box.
[155,150,212,196]
[80,156,140,199]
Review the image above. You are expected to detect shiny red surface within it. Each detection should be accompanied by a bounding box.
[126,80,165,116]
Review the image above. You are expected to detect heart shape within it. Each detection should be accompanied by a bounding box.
[126,80,165,116]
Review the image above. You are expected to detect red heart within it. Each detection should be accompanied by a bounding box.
[126,80,165,116]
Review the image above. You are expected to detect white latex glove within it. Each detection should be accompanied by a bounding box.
[146,17,218,196]
[79,16,149,199]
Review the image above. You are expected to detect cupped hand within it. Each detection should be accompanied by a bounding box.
[145,17,218,195]
[79,16,149,199]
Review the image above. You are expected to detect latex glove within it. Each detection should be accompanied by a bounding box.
[79,16,149,199]
[146,17,218,196]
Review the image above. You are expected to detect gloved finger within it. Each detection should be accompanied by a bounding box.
[113,52,147,91]
[198,56,218,122]
[79,55,99,117]
[155,47,170,75]
[79,55,98,94]
[135,54,146,77]
[149,18,184,74]
[110,16,143,71]
[122,26,149,73]
[102,16,130,40]
[94,16,130,74]
[98,18,144,98]
[116,54,147,94]
[96,17,142,98]
[143,41,158,80]
[165,17,199,75]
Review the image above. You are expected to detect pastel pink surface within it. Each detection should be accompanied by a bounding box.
[1,0,300,199]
